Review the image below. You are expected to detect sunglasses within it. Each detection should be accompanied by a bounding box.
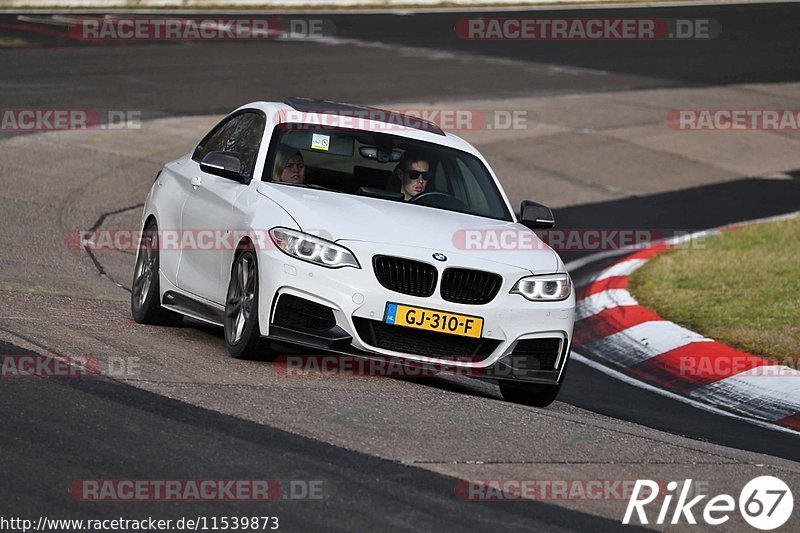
[404,170,431,181]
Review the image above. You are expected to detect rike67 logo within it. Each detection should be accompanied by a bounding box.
[623,476,793,529]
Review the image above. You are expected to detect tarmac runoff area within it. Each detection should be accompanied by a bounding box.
[1,81,800,524]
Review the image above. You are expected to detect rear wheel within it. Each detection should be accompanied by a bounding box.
[131,220,182,326]
[224,250,269,359]
[499,380,562,408]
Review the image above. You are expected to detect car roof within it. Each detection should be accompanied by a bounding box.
[234,100,482,156]
[283,97,445,136]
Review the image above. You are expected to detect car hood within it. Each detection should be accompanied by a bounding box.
[257,183,560,273]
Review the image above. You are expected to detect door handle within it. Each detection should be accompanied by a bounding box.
[191,176,202,189]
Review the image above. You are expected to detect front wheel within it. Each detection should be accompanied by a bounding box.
[224,250,269,359]
[499,380,562,408]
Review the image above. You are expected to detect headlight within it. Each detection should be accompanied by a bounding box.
[269,227,360,269]
[511,273,571,301]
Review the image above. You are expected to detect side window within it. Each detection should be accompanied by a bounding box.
[228,113,266,179]
[193,115,242,162]
[193,112,266,179]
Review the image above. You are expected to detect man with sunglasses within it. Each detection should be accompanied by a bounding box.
[393,152,432,201]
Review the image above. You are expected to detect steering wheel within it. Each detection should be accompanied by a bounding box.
[409,191,468,211]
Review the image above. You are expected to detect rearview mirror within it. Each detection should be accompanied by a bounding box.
[359,146,403,163]
[200,151,245,183]
[519,200,555,229]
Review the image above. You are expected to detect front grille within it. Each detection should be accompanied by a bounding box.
[373,256,437,297]
[440,268,503,305]
[272,294,336,332]
[353,317,500,361]
[507,338,562,370]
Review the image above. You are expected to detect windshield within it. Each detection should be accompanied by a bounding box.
[264,125,513,221]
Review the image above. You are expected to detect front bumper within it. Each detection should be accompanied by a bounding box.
[257,243,575,384]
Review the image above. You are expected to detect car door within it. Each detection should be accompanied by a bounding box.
[176,111,266,304]
[151,159,191,287]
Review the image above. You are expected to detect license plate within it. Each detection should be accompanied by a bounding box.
[384,303,483,339]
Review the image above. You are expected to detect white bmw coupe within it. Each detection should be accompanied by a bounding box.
[132,98,575,406]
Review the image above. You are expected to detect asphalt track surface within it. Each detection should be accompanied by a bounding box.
[1,340,633,532]
[1,3,800,530]
[1,2,799,119]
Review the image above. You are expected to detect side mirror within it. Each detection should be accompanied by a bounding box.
[519,200,555,229]
[200,151,245,183]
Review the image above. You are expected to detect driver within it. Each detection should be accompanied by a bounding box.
[391,152,431,201]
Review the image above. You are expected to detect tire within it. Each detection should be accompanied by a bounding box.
[224,250,269,359]
[499,380,562,408]
[131,220,183,326]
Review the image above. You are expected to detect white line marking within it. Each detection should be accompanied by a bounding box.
[691,367,800,422]
[571,351,800,437]
[575,288,637,320]
[566,248,633,272]
[593,258,647,281]
[582,321,711,367]
[574,273,599,289]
